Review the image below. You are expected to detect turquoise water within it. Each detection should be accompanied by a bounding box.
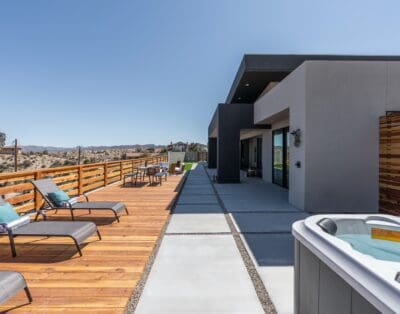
[337,234,400,262]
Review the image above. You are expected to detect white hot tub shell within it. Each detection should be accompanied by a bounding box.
[292,214,400,314]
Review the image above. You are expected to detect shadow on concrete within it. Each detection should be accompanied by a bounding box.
[173,204,223,214]
[216,179,308,267]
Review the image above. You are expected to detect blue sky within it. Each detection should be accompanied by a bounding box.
[1,0,399,147]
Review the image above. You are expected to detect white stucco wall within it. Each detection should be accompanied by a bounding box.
[254,60,400,213]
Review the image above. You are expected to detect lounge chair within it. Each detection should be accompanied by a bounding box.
[175,161,184,174]
[168,162,184,175]
[0,197,100,257]
[31,178,128,222]
[0,271,32,304]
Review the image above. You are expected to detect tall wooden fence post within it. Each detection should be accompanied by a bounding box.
[120,161,123,181]
[34,171,42,210]
[78,165,83,195]
[104,162,108,186]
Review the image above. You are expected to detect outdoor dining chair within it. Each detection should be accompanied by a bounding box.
[123,167,141,186]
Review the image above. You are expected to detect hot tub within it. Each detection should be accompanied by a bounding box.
[292,214,400,314]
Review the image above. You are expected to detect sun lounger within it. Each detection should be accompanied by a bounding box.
[31,178,129,222]
[0,271,32,304]
[0,197,100,257]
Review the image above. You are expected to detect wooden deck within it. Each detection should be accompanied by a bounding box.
[0,175,183,313]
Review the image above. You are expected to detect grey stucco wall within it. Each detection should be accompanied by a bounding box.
[255,60,400,213]
[305,61,400,213]
[255,65,306,209]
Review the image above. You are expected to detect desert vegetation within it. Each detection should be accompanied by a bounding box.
[0,148,162,173]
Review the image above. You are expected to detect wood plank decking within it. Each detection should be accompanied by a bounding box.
[0,175,183,313]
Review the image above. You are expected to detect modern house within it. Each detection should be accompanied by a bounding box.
[208,55,400,213]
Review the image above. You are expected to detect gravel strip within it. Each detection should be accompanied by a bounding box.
[165,232,232,236]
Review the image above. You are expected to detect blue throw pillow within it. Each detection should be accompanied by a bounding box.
[48,190,70,207]
[0,203,20,224]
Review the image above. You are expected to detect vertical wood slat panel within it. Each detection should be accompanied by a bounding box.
[379,113,400,216]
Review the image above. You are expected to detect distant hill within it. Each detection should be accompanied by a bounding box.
[21,146,74,153]
[21,144,167,153]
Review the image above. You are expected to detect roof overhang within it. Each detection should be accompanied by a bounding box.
[226,54,400,104]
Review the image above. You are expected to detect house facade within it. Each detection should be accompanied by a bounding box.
[208,55,400,213]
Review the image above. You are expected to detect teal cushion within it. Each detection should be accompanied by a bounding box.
[0,203,20,224]
[48,190,70,207]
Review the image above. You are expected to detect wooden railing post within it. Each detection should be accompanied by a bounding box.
[120,161,123,181]
[34,171,42,210]
[104,162,108,186]
[78,165,83,195]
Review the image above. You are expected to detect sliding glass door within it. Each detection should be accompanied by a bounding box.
[272,127,289,188]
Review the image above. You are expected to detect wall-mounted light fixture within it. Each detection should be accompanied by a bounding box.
[290,129,301,147]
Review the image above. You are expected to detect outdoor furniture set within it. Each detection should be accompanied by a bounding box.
[123,163,171,186]
[0,177,130,305]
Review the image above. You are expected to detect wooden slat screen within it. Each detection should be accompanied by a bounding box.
[379,112,400,215]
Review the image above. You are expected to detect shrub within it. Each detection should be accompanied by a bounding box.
[21,160,32,168]
[50,160,62,168]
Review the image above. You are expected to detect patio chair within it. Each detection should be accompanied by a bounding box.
[174,161,184,174]
[0,271,32,304]
[159,162,169,171]
[168,163,176,174]
[31,178,129,222]
[146,166,159,185]
[0,197,101,257]
[153,166,168,185]
[123,168,141,186]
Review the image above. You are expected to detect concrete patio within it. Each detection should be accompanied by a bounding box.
[135,164,308,313]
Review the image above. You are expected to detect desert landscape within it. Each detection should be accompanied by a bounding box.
[0,137,206,173]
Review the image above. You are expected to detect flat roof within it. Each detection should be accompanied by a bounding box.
[226,54,400,104]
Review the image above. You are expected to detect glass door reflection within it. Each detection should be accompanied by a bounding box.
[272,127,289,188]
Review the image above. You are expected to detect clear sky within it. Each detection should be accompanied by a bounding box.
[1,0,399,147]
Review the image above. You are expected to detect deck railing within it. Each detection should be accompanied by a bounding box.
[0,154,168,213]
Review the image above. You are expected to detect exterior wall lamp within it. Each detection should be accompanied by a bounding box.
[290,129,301,147]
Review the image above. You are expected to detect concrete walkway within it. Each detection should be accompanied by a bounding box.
[210,170,308,314]
[135,164,265,313]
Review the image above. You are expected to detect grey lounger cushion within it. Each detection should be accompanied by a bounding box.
[12,221,97,244]
[0,271,27,304]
